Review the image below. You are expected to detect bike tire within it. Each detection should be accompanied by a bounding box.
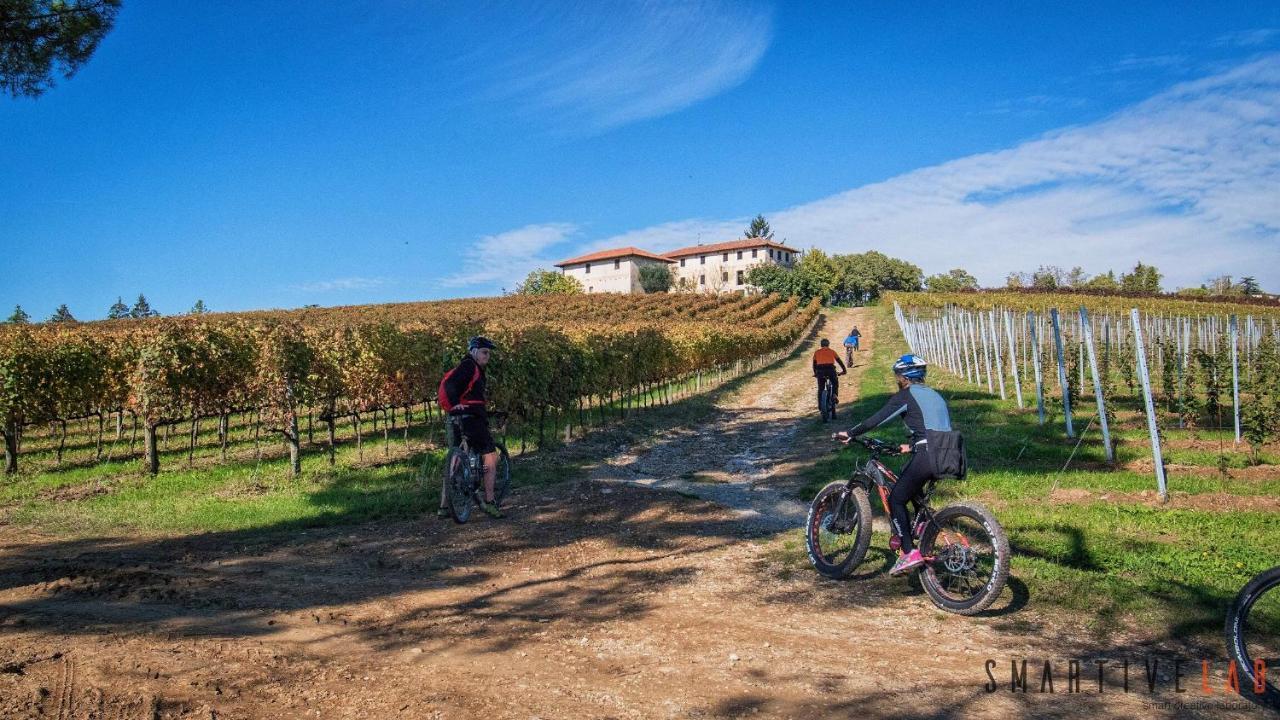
[1225,565,1280,710]
[918,500,1009,615]
[445,447,473,524]
[819,385,833,423]
[806,481,872,579]
[494,443,511,506]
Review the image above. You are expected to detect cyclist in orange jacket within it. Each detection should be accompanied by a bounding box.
[812,339,847,416]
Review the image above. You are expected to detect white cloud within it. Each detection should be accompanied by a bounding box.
[1211,28,1279,49]
[583,54,1280,290]
[472,1,773,132]
[290,277,391,293]
[439,222,578,289]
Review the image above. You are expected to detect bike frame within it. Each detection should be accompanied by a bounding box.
[845,453,968,553]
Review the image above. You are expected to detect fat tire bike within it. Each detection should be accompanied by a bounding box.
[817,372,844,423]
[805,436,1010,615]
[432,411,511,523]
[1224,564,1280,709]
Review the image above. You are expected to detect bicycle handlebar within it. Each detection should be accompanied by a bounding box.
[832,435,902,456]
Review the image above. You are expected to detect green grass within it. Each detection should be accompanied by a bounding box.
[792,304,1280,640]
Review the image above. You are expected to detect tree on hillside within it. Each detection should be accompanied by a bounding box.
[6,305,30,324]
[106,296,129,319]
[1241,276,1262,296]
[1066,266,1089,288]
[516,269,583,295]
[48,303,75,323]
[1,0,122,99]
[637,264,672,293]
[925,268,979,292]
[1205,275,1243,297]
[743,214,774,240]
[1120,262,1162,294]
[130,293,159,318]
[1004,272,1026,289]
[190,299,209,314]
[748,249,921,304]
[1030,265,1065,289]
[1083,271,1119,291]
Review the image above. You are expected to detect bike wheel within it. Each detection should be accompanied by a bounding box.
[918,500,1009,615]
[805,481,872,579]
[1225,565,1280,709]
[819,385,832,422]
[444,447,473,524]
[493,443,511,506]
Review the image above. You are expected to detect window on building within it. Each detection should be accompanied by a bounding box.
[737,250,743,260]
[700,274,705,285]
[589,286,593,293]
[585,263,591,273]
[680,258,686,267]
[752,249,757,258]
[769,249,774,260]
[721,271,728,283]
[614,258,620,269]
[785,252,790,262]
[722,252,728,261]
[700,255,705,264]
[736,270,744,285]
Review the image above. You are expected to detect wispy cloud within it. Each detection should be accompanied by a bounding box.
[439,222,578,290]
[1090,53,1189,75]
[465,1,773,133]
[583,54,1280,290]
[290,277,391,293]
[1211,28,1279,49]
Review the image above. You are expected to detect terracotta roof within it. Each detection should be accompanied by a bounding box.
[555,246,675,267]
[661,238,800,259]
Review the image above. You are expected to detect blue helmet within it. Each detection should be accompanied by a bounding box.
[892,354,927,380]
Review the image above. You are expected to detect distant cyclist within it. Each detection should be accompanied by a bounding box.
[843,326,861,364]
[812,339,848,417]
[834,354,951,576]
[437,336,503,519]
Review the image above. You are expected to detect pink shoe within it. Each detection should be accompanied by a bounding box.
[890,549,925,576]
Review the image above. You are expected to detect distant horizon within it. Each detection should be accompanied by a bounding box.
[4,2,1278,320]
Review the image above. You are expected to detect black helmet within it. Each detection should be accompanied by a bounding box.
[468,336,496,351]
[820,338,830,347]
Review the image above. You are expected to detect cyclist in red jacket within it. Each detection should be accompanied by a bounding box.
[437,336,502,519]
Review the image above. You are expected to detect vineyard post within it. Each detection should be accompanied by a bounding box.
[979,312,994,394]
[990,310,1006,400]
[967,311,981,386]
[1131,309,1167,501]
[1003,311,1023,407]
[1080,307,1114,463]
[1050,309,1075,437]
[1230,314,1241,443]
[1028,312,1046,425]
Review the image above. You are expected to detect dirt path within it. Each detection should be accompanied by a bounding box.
[588,307,875,531]
[0,310,1258,719]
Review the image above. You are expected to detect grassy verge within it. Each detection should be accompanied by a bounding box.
[794,305,1279,640]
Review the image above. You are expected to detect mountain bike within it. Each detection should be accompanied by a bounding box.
[805,436,1010,615]
[437,411,511,523]
[1225,565,1280,709]
[818,371,843,423]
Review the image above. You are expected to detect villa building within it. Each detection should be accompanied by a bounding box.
[555,238,800,294]
[554,247,676,294]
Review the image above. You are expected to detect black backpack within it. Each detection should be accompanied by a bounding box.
[926,430,967,479]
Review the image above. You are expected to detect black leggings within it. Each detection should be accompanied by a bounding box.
[890,448,933,552]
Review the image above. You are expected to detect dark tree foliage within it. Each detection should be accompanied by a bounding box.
[638,264,673,293]
[744,214,774,240]
[1,0,121,99]
[130,293,158,318]
[6,304,30,323]
[106,295,128,319]
[48,303,75,322]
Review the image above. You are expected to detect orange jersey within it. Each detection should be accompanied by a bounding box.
[813,347,839,366]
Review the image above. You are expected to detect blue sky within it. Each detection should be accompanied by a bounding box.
[3,1,1279,319]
